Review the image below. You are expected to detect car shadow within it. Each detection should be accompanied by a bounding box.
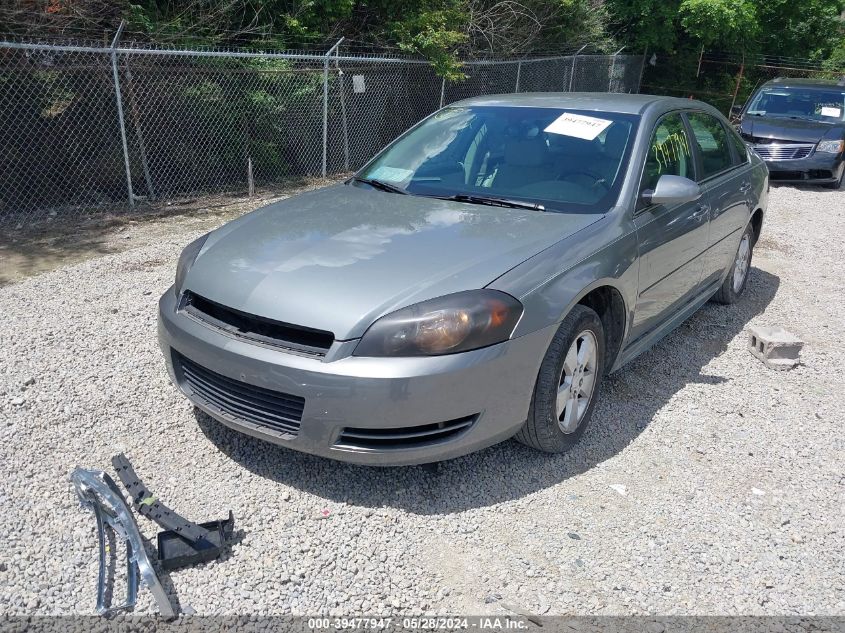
[194,267,780,515]
[770,182,842,193]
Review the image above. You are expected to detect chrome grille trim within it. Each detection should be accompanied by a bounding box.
[752,143,814,161]
[335,415,478,451]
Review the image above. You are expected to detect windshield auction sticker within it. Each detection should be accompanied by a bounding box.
[368,166,413,182]
[544,112,613,140]
[820,106,841,118]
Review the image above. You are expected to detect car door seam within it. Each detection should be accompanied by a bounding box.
[640,226,741,296]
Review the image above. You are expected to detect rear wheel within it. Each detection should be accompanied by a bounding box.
[712,223,754,304]
[515,305,605,453]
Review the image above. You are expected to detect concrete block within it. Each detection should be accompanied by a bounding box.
[747,326,804,371]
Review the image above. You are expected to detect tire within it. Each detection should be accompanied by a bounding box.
[712,222,754,304]
[515,304,605,453]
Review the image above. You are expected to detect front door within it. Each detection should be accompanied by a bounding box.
[630,111,710,341]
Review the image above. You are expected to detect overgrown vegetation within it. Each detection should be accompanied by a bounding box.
[3,0,842,68]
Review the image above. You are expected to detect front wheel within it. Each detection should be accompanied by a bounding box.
[712,223,754,305]
[515,305,605,453]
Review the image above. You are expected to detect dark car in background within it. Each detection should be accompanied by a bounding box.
[734,77,845,188]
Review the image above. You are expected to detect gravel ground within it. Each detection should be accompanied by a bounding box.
[1,184,843,617]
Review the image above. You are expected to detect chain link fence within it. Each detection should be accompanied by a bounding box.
[642,49,845,117]
[0,39,644,227]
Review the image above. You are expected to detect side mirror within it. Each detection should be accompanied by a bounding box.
[731,104,744,116]
[641,175,702,206]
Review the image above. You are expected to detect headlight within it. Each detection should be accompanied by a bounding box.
[354,290,523,357]
[174,233,209,296]
[817,140,844,154]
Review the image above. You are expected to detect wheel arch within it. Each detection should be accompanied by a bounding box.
[750,208,764,245]
[572,283,628,374]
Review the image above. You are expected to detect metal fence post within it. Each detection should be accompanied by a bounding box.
[125,61,155,200]
[109,21,134,206]
[515,61,522,93]
[439,77,446,108]
[729,54,746,114]
[608,46,625,92]
[334,44,350,172]
[637,47,647,93]
[322,38,344,177]
[569,44,588,92]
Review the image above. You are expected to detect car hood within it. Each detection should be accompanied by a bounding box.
[740,115,843,144]
[185,185,600,340]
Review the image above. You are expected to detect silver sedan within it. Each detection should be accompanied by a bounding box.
[158,93,768,465]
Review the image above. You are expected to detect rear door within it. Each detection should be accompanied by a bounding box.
[684,111,754,287]
[630,111,710,341]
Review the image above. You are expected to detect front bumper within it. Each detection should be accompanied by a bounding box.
[158,288,553,465]
[761,153,844,184]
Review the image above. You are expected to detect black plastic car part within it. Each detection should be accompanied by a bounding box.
[111,452,234,570]
[157,511,235,571]
[112,452,212,542]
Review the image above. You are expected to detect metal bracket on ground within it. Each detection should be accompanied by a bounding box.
[70,467,175,618]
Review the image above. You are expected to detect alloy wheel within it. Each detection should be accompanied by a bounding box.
[556,330,598,434]
[733,233,751,293]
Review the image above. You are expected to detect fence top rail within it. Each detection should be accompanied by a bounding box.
[699,51,845,73]
[0,39,623,67]
[0,39,429,63]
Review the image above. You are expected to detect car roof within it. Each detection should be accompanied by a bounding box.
[762,77,845,90]
[450,92,713,116]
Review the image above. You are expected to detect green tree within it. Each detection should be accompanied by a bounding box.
[678,0,758,49]
[606,0,844,58]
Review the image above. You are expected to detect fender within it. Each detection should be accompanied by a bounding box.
[490,209,640,364]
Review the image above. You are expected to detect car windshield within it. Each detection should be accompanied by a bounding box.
[746,87,845,122]
[355,106,639,213]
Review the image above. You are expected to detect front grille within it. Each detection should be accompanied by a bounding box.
[335,415,477,451]
[752,143,814,161]
[175,352,305,436]
[181,291,334,357]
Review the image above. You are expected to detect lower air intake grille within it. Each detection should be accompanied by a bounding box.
[176,352,304,436]
[335,415,477,450]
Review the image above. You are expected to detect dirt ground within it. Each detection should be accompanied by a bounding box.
[0,178,338,286]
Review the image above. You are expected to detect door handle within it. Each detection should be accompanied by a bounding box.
[691,204,709,220]
[740,181,752,193]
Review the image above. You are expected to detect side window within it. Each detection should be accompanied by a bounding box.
[641,113,694,193]
[727,126,748,165]
[686,112,734,179]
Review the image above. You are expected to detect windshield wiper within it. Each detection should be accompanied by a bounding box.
[435,193,545,212]
[350,176,407,195]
